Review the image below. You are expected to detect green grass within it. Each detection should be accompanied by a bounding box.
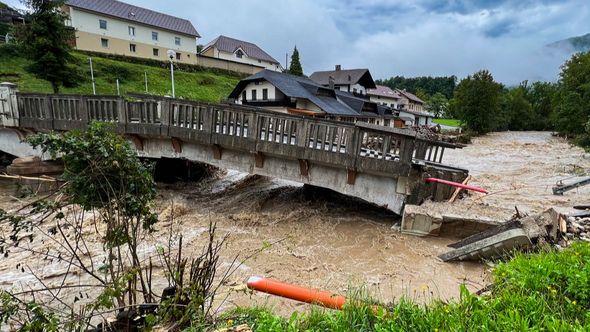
[220,242,590,331]
[0,47,240,103]
[433,118,462,127]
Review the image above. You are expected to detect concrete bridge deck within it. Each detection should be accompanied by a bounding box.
[0,83,467,214]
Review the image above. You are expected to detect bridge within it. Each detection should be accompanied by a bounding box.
[0,83,467,215]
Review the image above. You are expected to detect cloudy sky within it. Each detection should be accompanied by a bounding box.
[6,0,590,84]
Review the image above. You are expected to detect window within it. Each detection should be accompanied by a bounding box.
[152,31,158,41]
[262,88,268,100]
[101,38,108,48]
[241,91,247,102]
[235,49,244,58]
[175,52,181,60]
[251,89,257,101]
[153,48,159,56]
[128,26,135,36]
[99,19,107,29]
[129,44,136,52]
[175,37,181,46]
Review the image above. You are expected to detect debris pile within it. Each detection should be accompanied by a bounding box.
[440,208,590,262]
[564,215,590,243]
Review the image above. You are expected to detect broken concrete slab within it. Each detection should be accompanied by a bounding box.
[440,208,569,262]
[439,228,532,262]
[401,202,509,237]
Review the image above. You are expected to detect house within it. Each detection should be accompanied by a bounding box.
[310,65,376,96]
[367,85,433,127]
[367,85,402,109]
[63,0,200,64]
[397,89,425,112]
[200,35,282,72]
[227,70,400,127]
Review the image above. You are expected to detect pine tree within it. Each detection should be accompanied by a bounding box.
[288,46,303,76]
[18,0,80,93]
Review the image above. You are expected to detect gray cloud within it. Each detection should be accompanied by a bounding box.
[4,0,590,84]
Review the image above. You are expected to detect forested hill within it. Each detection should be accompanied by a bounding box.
[547,33,590,53]
[376,75,456,99]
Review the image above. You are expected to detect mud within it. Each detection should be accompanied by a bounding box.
[0,131,588,317]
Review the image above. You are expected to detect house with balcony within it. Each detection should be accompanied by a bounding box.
[63,0,200,64]
[310,66,376,96]
[227,70,402,128]
[200,35,283,72]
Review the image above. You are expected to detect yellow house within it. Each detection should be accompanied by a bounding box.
[63,0,200,64]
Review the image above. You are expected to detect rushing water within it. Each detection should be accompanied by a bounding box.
[1,131,587,316]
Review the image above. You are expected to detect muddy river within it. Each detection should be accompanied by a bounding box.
[0,131,588,317]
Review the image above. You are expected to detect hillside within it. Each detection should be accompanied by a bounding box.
[0,46,241,102]
[546,32,590,53]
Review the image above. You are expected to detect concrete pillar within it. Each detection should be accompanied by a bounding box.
[0,82,19,127]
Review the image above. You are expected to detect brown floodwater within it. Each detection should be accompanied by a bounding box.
[0,131,588,318]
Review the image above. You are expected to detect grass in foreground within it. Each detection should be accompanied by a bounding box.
[0,46,240,102]
[220,242,590,331]
[433,118,462,127]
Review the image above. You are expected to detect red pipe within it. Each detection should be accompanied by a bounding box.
[247,276,347,310]
[425,177,488,194]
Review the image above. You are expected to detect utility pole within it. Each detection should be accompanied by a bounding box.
[116,79,120,96]
[88,57,96,95]
[144,71,148,93]
[285,52,289,73]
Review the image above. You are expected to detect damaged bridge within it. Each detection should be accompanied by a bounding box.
[0,82,467,214]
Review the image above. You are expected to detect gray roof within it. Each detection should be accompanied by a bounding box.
[201,35,279,64]
[66,0,200,37]
[310,68,376,89]
[228,70,360,116]
[396,89,424,104]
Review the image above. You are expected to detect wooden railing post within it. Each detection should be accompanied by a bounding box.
[296,118,310,148]
[160,98,171,137]
[117,97,126,125]
[45,94,54,129]
[79,95,89,125]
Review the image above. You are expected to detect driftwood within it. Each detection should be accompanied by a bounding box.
[0,174,58,182]
[448,175,472,203]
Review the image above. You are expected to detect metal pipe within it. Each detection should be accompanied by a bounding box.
[425,177,488,194]
[247,276,346,310]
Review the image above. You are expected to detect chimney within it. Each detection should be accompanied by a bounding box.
[335,65,341,71]
[329,76,335,90]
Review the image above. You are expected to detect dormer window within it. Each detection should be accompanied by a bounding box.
[235,49,244,58]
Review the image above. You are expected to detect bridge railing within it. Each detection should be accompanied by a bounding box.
[13,92,459,178]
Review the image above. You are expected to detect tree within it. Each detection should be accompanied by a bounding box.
[527,81,557,130]
[425,92,448,118]
[288,46,303,76]
[452,70,503,134]
[376,75,456,99]
[502,84,534,131]
[552,51,590,138]
[17,0,80,93]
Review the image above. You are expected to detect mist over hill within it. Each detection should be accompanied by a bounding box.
[547,33,590,54]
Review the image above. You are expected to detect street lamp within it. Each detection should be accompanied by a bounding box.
[167,49,176,98]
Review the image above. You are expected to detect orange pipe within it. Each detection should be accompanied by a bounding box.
[247,276,347,310]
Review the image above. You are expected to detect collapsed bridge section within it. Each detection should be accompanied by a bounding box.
[0,83,467,214]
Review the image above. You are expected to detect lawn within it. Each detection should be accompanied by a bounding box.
[0,47,240,103]
[220,242,590,331]
[433,118,462,127]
